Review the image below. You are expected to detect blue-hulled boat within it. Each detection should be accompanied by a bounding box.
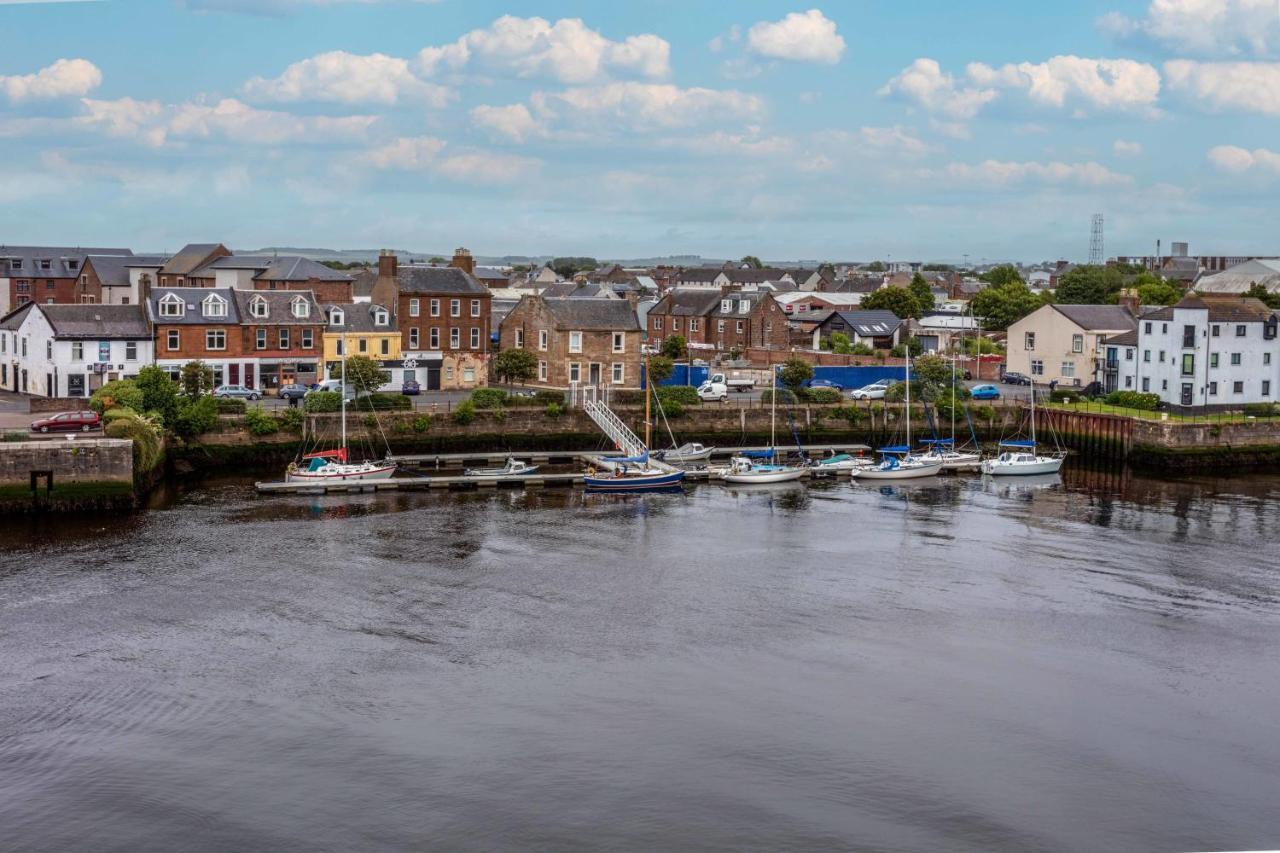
[584,451,686,492]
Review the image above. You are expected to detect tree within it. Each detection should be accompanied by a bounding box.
[778,358,814,391]
[89,379,144,414]
[134,365,180,425]
[1135,278,1182,306]
[1055,264,1123,304]
[978,264,1022,288]
[911,353,952,388]
[739,255,763,269]
[866,261,887,272]
[647,355,674,385]
[909,272,935,312]
[551,256,599,278]
[181,360,215,399]
[492,348,538,384]
[660,335,687,360]
[827,331,853,354]
[1245,282,1280,309]
[428,256,446,264]
[341,355,389,395]
[970,280,1046,330]
[860,286,922,319]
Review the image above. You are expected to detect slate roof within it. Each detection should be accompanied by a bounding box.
[159,243,225,276]
[540,297,641,331]
[231,290,322,324]
[724,268,789,284]
[1105,329,1139,347]
[324,303,397,333]
[473,265,509,282]
[40,304,151,339]
[1197,259,1280,294]
[829,278,882,294]
[205,254,351,281]
[0,301,34,330]
[146,287,242,324]
[1051,304,1135,331]
[87,253,168,287]
[653,290,721,316]
[348,267,377,299]
[0,245,132,278]
[1144,293,1276,323]
[817,310,903,337]
[674,267,726,284]
[711,291,771,317]
[542,281,617,299]
[396,266,488,295]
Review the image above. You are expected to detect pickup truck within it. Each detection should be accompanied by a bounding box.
[697,372,756,401]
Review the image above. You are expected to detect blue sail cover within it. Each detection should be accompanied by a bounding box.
[607,451,650,465]
[998,439,1036,448]
[877,445,910,454]
[740,449,776,459]
[918,438,953,445]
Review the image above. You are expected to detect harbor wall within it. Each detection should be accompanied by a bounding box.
[0,438,137,512]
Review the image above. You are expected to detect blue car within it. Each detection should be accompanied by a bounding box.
[970,384,1001,400]
[805,378,844,391]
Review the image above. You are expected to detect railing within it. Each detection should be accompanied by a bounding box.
[582,397,646,457]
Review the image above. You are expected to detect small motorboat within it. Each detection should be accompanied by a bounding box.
[719,455,808,484]
[464,457,540,478]
[656,442,715,463]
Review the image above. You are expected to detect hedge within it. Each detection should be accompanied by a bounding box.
[1104,390,1160,411]
[356,392,413,411]
[304,391,343,413]
[805,388,843,404]
[214,397,247,414]
[470,388,508,409]
[760,389,798,404]
[1049,388,1080,403]
[657,385,701,406]
[244,406,280,436]
[1243,402,1280,417]
[506,390,566,407]
[173,395,219,438]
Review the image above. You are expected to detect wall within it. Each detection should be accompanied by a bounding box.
[0,438,135,509]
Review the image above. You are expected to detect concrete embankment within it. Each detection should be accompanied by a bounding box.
[0,438,137,512]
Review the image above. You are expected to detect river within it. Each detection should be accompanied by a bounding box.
[1,469,1279,852]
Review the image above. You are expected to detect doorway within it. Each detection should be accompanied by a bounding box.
[589,363,601,385]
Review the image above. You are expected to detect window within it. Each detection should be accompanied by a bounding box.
[1182,325,1196,348]
[612,332,624,353]
[408,298,420,318]
[569,331,583,353]
[471,299,481,318]
[689,319,699,333]
[336,339,345,355]
[1210,353,1219,368]
[1030,359,1044,376]
[1264,352,1271,365]
[1209,381,1218,396]
[721,299,732,313]
[736,320,744,333]
[167,330,180,351]
[1211,324,1220,337]
[291,297,309,319]
[470,327,480,349]
[409,327,419,349]
[159,293,184,317]
[39,259,50,270]
[515,328,524,348]
[1159,350,1165,362]
[379,338,387,355]
[1236,324,1246,337]
[463,368,475,383]
[278,328,290,349]
[1181,354,1194,376]
[358,339,368,353]
[450,299,460,317]
[202,294,227,318]
[1144,322,1152,334]
[1233,381,1244,394]
[256,328,267,349]
[1231,353,1242,366]
[206,329,226,350]
[71,342,83,360]
[673,318,681,332]
[429,327,439,349]
[46,340,52,359]
[250,297,268,318]
[374,309,388,326]
[1264,380,1272,397]
[450,327,460,348]
[429,299,439,317]
[1061,361,1075,377]
[717,320,725,333]
[1125,376,1133,388]
[1071,334,1083,353]
[612,363,624,384]
[1125,348,1134,361]
[329,307,344,327]
[1025,332,1036,350]
[653,317,663,331]
[568,362,581,383]
[1161,323,1168,333]
[1143,349,1151,363]
[739,300,750,314]
[302,329,313,349]
[538,361,547,381]
[538,330,548,351]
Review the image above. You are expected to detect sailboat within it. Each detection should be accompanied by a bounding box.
[851,351,943,480]
[721,368,807,484]
[981,384,1066,476]
[286,330,398,483]
[583,357,686,492]
[919,356,982,471]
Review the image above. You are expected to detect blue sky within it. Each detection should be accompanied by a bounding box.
[1,0,1278,261]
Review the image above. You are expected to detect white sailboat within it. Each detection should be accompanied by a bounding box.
[920,356,982,471]
[981,384,1066,476]
[852,352,943,481]
[720,368,807,484]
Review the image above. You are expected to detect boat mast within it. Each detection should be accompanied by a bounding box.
[770,365,777,459]
[644,352,651,452]
[905,350,911,450]
[340,325,347,454]
[1030,381,1036,449]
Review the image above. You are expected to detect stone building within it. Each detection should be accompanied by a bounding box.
[647,289,790,355]
[498,295,642,390]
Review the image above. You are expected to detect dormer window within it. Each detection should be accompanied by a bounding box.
[202,294,228,318]
[739,300,750,314]
[9,260,20,270]
[158,292,184,317]
[373,309,388,326]
[721,299,732,313]
[290,296,310,319]
[39,259,51,270]
[249,296,269,318]
[67,260,78,270]
[328,307,344,327]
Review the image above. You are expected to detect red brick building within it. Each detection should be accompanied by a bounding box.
[156,243,230,287]
[2,246,133,312]
[648,290,790,355]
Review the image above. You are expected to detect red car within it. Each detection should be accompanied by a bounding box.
[30,410,101,433]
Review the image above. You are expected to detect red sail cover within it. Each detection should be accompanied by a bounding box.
[302,448,347,462]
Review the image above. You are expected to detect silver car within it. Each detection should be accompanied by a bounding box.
[849,380,891,400]
[212,384,261,400]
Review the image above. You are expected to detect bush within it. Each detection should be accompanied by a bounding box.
[760,389,798,404]
[3,431,28,442]
[971,404,996,422]
[358,392,412,411]
[106,416,163,473]
[244,406,280,436]
[507,390,566,407]
[412,414,432,433]
[135,365,179,425]
[173,395,219,438]
[778,358,814,391]
[657,399,684,418]
[470,388,508,409]
[1243,402,1280,417]
[89,379,144,415]
[850,342,875,356]
[1049,388,1080,404]
[214,397,247,414]
[102,406,136,424]
[1104,390,1160,411]
[806,388,842,404]
[829,404,866,425]
[451,400,476,425]
[545,402,563,418]
[363,413,380,430]
[656,385,700,406]
[304,391,343,413]
[279,406,305,432]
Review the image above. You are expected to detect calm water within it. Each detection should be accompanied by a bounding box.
[1,470,1279,852]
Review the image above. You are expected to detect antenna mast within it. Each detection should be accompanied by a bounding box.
[1089,214,1104,265]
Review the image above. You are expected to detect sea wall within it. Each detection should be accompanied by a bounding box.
[1128,418,1280,469]
[0,438,136,512]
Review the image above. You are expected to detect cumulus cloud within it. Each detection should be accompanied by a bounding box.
[932,159,1133,188]
[414,15,670,83]
[1207,144,1280,173]
[746,9,846,64]
[1098,0,1280,57]
[363,135,447,169]
[855,125,930,156]
[243,51,453,106]
[878,58,997,119]
[530,82,764,131]
[1,58,101,103]
[966,55,1161,112]
[666,130,792,157]
[1164,59,1280,114]
[363,136,537,183]
[1113,139,1143,156]
[470,103,543,142]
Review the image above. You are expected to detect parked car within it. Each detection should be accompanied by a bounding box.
[30,410,101,433]
[212,384,261,400]
[849,380,891,400]
[969,384,1001,400]
[1002,371,1032,386]
[1078,381,1104,398]
[277,384,308,401]
[401,380,421,396]
[805,378,843,392]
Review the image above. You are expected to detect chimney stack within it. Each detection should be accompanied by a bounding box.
[451,247,475,275]
[377,248,397,280]
[372,249,400,312]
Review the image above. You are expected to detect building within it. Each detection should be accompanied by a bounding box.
[647,289,790,354]
[498,296,642,390]
[321,303,400,381]
[386,248,491,390]
[147,287,323,391]
[911,312,981,353]
[774,291,870,315]
[672,267,796,290]
[0,303,153,397]
[1006,304,1136,387]
[156,243,230,287]
[473,265,511,288]
[1,245,133,313]
[203,255,353,302]
[1196,259,1280,296]
[79,254,169,306]
[541,281,619,299]
[810,310,903,350]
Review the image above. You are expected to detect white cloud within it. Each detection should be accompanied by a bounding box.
[414,15,669,83]
[243,51,453,106]
[363,135,447,169]
[878,58,997,119]
[746,9,845,64]
[966,55,1161,112]
[933,159,1134,188]
[362,136,537,183]
[1164,59,1280,114]
[530,82,764,130]
[856,125,929,156]
[1098,0,1280,57]
[1113,139,1143,156]
[1207,144,1280,173]
[667,130,792,157]
[470,103,543,142]
[1,58,101,103]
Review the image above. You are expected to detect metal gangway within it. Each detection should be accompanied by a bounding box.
[580,385,646,458]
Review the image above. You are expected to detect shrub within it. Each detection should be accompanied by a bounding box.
[760,389,798,404]
[508,390,566,407]
[829,405,866,425]
[545,402,563,418]
[451,400,476,425]
[470,388,508,409]
[412,414,432,433]
[656,385,700,406]
[1049,388,1080,404]
[244,406,280,436]
[1243,402,1280,417]
[657,399,685,418]
[1104,390,1159,411]
[778,358,814,391]
[106,416,163,473]
[214,397,247,414]
[358,392,412,411]
[89,379,144,415]
[279,406,305,432]
[363,413,380,430]
[850,342,875,356]
[608,390,646,406]
[304,391,343,413]
[971,404,996,421]
[134,365,180,425]
[173,395,219,438]
[806,388,842,404]
[102,406,136,424]
[3,431,28,442]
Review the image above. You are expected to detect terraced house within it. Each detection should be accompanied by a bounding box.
[647,289,789,355]
[147,287,323,391]
[322,302,400,382]
[0,303,152,397]
[498,295,641,390]
[1,245,133,313]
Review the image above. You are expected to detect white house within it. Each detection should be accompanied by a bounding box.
[0,302,154,397]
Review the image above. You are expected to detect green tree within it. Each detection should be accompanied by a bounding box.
[341,355,389,394]
[429,256,446,264]
[778,358,814,391]
[1135,277,1182,306]
[1055,264,1123,304]
[978,264,1023,288]
[551,256,599,278]
[909,272,935,312]
[647,356,675,385]
[970,280,1046,330]
[860,286,922,319]
[180,360,215,399]
[492,347,538,384]
[134,365,180,425]
[1245,282,1280,309]
[911,353,952,388]
[660,335,687,360]
[89,379,144,414]
[866,261,887,272]
[739,255,763,269]
[827,331,853,354]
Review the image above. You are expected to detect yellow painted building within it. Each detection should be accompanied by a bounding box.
[321,303,401,380]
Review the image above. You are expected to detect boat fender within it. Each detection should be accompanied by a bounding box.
[587,466,597,476]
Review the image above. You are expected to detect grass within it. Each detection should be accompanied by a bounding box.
[1044,401,1280,424]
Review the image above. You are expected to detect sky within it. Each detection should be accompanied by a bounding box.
[1,0,1278,262]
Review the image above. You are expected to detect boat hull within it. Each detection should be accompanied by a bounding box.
[285,463,398,483]
[721,467,807,484]
[584,470,686,491]
[851,459,944,480]
[464,465,540,478]
[982,456,1065,476]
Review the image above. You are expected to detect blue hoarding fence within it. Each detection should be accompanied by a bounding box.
[642,362,709,389]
